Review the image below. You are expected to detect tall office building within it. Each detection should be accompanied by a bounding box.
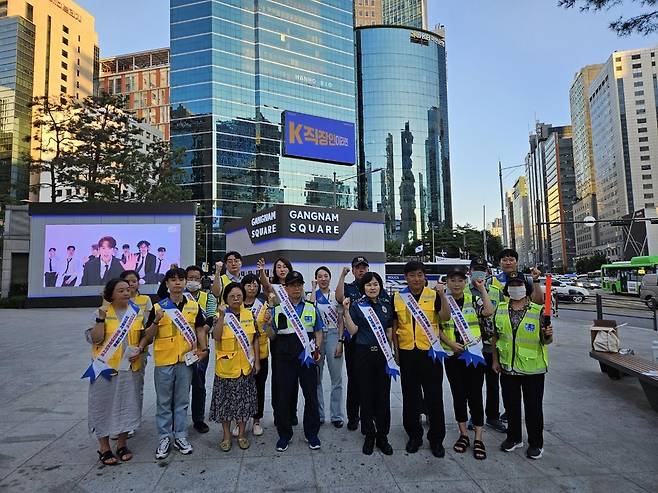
[589,47,658,260]
[356,26,451,242]
[354,0,382,27]
[545,126,576,272]
[99,48,170,140]
[170,0,358,258]
[507,176,532,269]
[0,14,34,207]
[382,0,427,29]
[526,123,552,268]
[570,64,603,258]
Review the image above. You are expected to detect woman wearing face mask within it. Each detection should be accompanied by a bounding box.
[492,272,553,461]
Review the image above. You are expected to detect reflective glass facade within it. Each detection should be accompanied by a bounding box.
[382,0,426,29]
[170,0,357,258]
[356,26,451,242]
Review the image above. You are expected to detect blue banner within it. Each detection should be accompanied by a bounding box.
[282,111,355,165]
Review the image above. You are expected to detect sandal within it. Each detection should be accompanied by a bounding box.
[116,446,133,462]
[97,449,119,465]
[473,440,487,460]
[453,435,470,453]
[238,437,250,450]
[219,439,232,452]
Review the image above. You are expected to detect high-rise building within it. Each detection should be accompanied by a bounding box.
[488,217,503,238]
[507,176,533,269]
[356,25,451,242]
[545,125,577,272]
[0,15,34,207]
[354,0,382,27]
[570,64,603,258]
[526,123,552,269]
[589,47,658,260]
[170,0,358,258]
[99,48,170,140]
[382,0,427,29]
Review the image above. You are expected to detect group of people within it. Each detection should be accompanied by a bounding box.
[83,247,553,465]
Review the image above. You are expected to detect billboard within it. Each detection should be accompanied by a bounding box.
[282,111,355,165]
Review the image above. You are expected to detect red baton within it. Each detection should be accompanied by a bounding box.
[543,274,552,325]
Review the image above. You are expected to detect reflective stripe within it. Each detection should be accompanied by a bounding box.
[277,328,314,335]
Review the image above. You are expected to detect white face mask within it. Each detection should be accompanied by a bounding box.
[470,271,486,282]
[186,280,201,292]
[508,286,526,300]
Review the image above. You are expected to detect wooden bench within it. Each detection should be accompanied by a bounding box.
[589,351,658,412]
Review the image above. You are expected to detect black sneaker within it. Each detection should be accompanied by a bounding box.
[526,446,544,459]
[500,412,508,422]
[376,437,393,455]
[347,419,359,431]
[193,421,209,434]
[500,439,523,452]
[486,418,507,433]
[405,438,422,454]
[362,436,375,455]
[430,442,445,458]
[332,420,344,429]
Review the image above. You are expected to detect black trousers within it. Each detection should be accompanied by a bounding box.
[254,356,269,420]
[191,357,208,424]
[344,337,360,422]
[484,350,502,420]
[445,356,485,427]
[273,356,320,440]
[500,373,545,448]
[271,343,299,422]
[356,345,391,439]
[44,272,57,287]
[399,348,445,445]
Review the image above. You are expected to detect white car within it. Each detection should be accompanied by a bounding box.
[551,279,589,303]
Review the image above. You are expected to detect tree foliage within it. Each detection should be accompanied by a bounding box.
[575,253,610,274]
[559,0,658,35]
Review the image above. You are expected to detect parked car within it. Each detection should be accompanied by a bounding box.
[640,273,658,310]
[539,278,589,303]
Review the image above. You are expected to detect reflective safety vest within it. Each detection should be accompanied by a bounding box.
[393,287,440,351]
[132,294,151,318]
[273,301,317,334]
[248,299,269,359]
[214,307,257,378]
[192,290,209,313]
[152,299,200,367]
[491,276,507,301]
[494,301,548,374]
[440,292,481,351]
[92,304,144,372]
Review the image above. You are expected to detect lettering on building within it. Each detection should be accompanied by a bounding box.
[49,0,82,22]
[288,209,340,235]
[287,120,349,147]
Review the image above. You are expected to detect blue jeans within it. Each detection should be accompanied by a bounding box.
[317,327,344,423]
[154,362,193,440]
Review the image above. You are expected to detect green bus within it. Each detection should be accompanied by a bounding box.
[601,256,658,295]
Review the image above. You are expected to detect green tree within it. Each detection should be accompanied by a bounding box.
[575,253,609,274]
[559,0,658,36]
[130,141,192,202]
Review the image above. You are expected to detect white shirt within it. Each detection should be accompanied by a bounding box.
[56,256,82,286]
[99,257,113,279]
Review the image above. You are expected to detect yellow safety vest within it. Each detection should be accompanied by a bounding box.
[152,298,200,367]
[91,304,144,372]
[191,290,209,313]
[494,301,548,374]
[214,307,257,378]
[252,300,269,359]
[393,287,440,351]
[132,294,151,316]
[440,292,481,351]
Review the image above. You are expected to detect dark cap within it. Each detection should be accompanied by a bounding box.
[470,257,487,271]
[284,270,305,285]
[351,256,369,267]
[505,271,528,286]
[447,266,468,278]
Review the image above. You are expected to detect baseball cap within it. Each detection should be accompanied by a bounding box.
[351,256,369,267]
[505,271,529,287]
[447,266,468,278]
[284,271,305,285]
[470,257,487,271]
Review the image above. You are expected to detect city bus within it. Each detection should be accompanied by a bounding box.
[601,256,658,295]
[385,258,473,293]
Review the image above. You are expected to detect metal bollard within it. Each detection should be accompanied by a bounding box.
[596,293,603,320]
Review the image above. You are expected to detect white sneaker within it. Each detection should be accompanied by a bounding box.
[174,437,193,455]
[155,437,171,459]
[231,422,239,437]
[253,421,264,436]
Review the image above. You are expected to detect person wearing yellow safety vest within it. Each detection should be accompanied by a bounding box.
[85,279,146,465]
[440,266,494,460]
[141,268,210,460]
[392,260,451,458]
[211,251,244,301]
[492,271,553,460]
[185,265,218,435]
[206,282,260,452]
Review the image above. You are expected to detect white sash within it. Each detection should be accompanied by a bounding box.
[400,288,448,361]
[316,289,339,327]
[159,298,197,349]
[82,301,140,383]
[249,297,265,321]
[445,295,485,367]
[272,284,315,366]
[224,311,255,367]
[357,302,400,379]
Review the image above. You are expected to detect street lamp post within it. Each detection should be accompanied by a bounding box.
[498,162,526,247]
[332,167,383,209]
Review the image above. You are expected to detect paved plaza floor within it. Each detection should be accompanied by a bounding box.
[0,308,657,492]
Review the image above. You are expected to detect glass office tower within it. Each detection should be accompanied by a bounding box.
[356,26,451,242]
[170,0,357,258]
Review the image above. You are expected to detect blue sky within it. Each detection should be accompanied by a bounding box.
[79,0,656,227]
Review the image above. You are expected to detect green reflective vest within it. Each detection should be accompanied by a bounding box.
[273,302,317,334]
[494,301,548,374]
[440,292,481,351]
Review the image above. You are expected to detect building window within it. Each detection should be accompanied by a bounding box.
[636,99,645,105]
[639,127,648,133]
[646,203,655,208]
[61,61,67,70]
[632,54,641,60]
[633,72,643,78]
[61,73,67,81]
[635,90,644,96]
[62,49,68,58]
[26,2,33,21]
[632,63,642,68]
[616,56,622,62]
[637,109,646,114]
[616,66,622,71]
[62,37,68,46]
[634,81,643,87]
[641,156,651,161]
[644,194,654,199]
[60,85,67,94]
[642,174,652,179]
[56,189,63,197]
[63,25,69,34]
[642,165,652,170]
[638,118,647,123]
[76,69,80,77]
[640,136,649,142]
[643,184,653,189]
[640,146,650,151]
